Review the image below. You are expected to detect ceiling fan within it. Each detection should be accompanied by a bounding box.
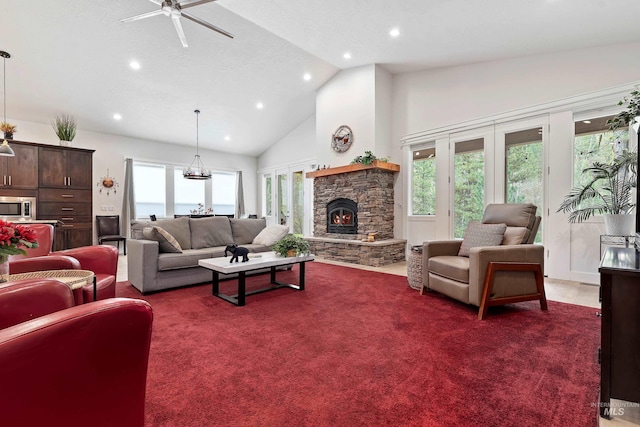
[120,0,233,48]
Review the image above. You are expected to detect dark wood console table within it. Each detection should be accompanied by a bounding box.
[598,247,640,418]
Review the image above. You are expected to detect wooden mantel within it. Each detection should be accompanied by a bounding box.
[305,160,400,178]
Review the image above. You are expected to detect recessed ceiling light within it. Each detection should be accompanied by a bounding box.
[224,135,230,141]
[129,60,141,70]
[113,113,122,120]
[583,120,591,124]
[343,52,352,60]
[303,73,311,81]
[256,102,264,110]
[389,28,400,38]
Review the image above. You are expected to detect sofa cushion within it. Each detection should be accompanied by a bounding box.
[502,226,529,245]
[252,224,289,246]
[429,256,470,284]
[230,218,267,245]
[458,222,507,257]
[143,226,183,253]
[155,217,192,249]
[189,217,234,249]
[157,248,222,271]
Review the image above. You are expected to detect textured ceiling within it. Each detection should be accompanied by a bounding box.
[1,0,639,157]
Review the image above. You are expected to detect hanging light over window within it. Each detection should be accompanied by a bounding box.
[0,51,15,157]
[183,109,211,180]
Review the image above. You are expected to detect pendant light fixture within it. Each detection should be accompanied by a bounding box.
[183,109,211,180]
[0,51,15,157]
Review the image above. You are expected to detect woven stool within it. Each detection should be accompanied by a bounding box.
[407,245,423,290]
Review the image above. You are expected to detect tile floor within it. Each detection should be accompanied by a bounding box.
[116,255,638,426]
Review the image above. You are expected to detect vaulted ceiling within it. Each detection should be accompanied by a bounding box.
[2,0,639,156]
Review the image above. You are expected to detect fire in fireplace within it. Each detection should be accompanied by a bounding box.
[327,198,357,234]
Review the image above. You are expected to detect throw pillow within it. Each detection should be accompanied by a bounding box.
[502,226,529,245]
[143,226,183,253]
[458,222,507,257]
[252,224,290,246]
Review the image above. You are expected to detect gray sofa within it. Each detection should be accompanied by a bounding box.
[127,216,274,294]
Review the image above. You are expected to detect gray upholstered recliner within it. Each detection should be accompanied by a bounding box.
[421,203,547,319]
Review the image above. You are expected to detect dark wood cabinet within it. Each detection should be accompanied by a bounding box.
[0,142,38,189]
[39,147,92,189]
[598,247,640,419]
[36,145,94,250]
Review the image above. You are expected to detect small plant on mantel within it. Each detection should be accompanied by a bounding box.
[272,234,310,257]
[351,151,389,166]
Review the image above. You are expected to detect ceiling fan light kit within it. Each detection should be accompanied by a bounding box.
[120,0,234,48]
[0,50,15,157]
[184,109,212,180]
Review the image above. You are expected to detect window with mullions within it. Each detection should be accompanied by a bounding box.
[174,169,205,215]
[574,114,630,189]
[211,172,236,215]
[412,147,436,215]
[454,138,485,239]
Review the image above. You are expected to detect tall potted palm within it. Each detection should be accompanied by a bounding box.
[557,150,637,235]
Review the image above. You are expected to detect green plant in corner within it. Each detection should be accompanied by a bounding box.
[52,114,77,142]
[272,234,310,257]
[557,150,637,223]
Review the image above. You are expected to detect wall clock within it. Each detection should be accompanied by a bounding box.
[97,169,119,196]
[331,125,353,153]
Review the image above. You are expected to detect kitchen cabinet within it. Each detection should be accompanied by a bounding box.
[0,142,38,189]
[37,145,94,250]
[39,146,92,189]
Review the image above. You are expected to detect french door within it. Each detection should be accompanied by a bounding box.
[274,166,310,235]
[495,116,548,244]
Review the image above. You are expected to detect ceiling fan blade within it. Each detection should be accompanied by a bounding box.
[181,12,234,39]
[179,0,215,9]
[147,0,162,5]
[172,15,189,47]
[120,9,164,23]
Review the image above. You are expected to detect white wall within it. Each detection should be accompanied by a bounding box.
[8,118,259,242]
[258,115,315,170]
[315,64,377,167]
[394,41,640,283]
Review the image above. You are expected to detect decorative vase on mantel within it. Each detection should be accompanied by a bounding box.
[59,140,72,147]
[3,132,13,140]
[603,214,635,236]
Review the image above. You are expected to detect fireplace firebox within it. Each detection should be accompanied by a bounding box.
[327,198,357,234]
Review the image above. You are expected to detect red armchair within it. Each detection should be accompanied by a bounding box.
[0,280,153,427]
[7,223,119,304]
[0,278,74,329]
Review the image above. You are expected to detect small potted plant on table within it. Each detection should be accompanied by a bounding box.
[272,234,310,257]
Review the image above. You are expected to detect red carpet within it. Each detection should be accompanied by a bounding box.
[117,262,600,427]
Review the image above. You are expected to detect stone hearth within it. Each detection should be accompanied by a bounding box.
[305,161,406,266]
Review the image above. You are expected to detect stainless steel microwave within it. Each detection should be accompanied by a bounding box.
[0,196,36,221]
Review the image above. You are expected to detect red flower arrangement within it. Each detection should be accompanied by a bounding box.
[0,220,39,261]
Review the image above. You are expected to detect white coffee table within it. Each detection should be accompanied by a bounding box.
[198,251,314,306]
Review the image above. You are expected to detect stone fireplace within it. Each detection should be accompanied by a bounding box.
[305,161,406,267]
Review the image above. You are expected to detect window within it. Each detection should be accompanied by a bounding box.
[574,114,629,188]
[505,127,543,243]
[132,161,237,219]
[264,175,272,216]
[133,162,166,218]
[211,172,236,215]
[292,171,304,234]
[174,169,205,215]
[453,138,485,238]
[412,146,436,215]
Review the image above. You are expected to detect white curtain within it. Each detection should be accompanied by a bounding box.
[122,158,135,238]
[235,171,245,218]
